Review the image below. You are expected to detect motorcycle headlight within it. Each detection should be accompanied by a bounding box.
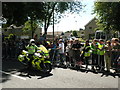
[18,55,25,61]
[22,50,28,55]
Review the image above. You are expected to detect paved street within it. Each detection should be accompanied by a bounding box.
[1,59,119,88]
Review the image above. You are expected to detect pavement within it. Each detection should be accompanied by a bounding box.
[1,58,119,88]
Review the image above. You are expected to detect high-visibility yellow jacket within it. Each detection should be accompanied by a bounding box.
[26,44,38,54]
[98,44,105,55]
[37,45,49,56]
[84,45,92,57]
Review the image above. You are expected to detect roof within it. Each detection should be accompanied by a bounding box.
[96,30,104,32]
[7,25,24,29]
[85,17,97,27]
[47,31,63,35]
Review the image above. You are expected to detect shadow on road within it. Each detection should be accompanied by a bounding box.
[2,58,53,83]
[18,68,53,79]
[2,58,24,83]
[2,58,119,83]
[84,68,120,78]
[2,73,11,83]
[101,71,120,78]
[56,64,120,78]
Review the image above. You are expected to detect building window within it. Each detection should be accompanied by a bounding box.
[89,27,92,29]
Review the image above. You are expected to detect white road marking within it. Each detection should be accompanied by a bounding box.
[0,70,26,80]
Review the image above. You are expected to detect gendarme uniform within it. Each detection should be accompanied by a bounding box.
[84,45,91,57]
[83,44,92,70]
[26,44,38,54]
[91,44,98,55]
[91,43,98,64]
[97,43,105,69]
[98,44,105,56]
[26,40,38,68]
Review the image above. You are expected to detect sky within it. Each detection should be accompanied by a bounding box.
[45,0,96,33]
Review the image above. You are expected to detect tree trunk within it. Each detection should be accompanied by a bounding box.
[43,27,47,39]
[43,2,57,39]
[31,17,34,38]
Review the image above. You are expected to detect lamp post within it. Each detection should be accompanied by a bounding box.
[53,7,55,44]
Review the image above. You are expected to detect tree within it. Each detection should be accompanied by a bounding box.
[72,30,78,37]
[2,2,83,38]
[93,2,120,34]
[41,2,82,37]
[2,2,28,27]
[23,2,45,38]
[22,20,38,37]
[2,2,45,38]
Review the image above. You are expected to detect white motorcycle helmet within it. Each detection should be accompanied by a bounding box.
[30,39,35,45]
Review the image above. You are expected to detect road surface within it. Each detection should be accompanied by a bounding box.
[1,59,119,88]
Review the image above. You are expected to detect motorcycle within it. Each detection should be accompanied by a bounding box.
[18,46,52,74]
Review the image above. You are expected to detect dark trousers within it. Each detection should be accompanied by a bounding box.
[92,53,98,69]
[92,53,98,65]
[51,49,58,63]
[99,55,105,68]
[112,52,120,68]
[49,49,54,62]
[66,52,70,62]
[28,54,34,68]
[85,57,90,69]
[59,53,65,64]
[73,50,80,62]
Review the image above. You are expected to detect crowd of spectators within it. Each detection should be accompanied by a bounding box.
[47,36,120,73]
[2,35,28,60]
[2,34,120,73]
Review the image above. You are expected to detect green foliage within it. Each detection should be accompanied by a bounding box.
[22,20,38,33]
[2,2,45,27]
[72,30,78,37]
[2,2,83,36]
[93,2,120,33]
[2,24,10,28]
[2,2,28,27]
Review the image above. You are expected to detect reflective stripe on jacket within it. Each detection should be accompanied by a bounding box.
[98,44,105,55]
[26,45,38,54]
[84,46,92,57]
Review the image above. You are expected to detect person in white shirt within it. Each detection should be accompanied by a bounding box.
[58,39,65,65]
